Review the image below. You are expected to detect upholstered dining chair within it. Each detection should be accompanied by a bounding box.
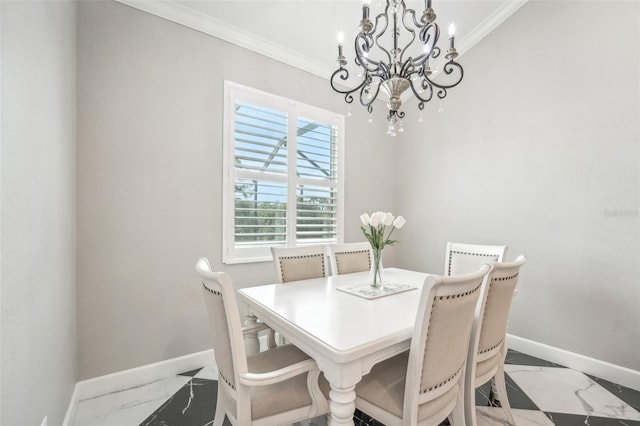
[327,242,372,276]
[270,245,328,283]
[445,242,507,276]
[196,258,330,425]
[464,255,527,426]
[354,265,490,426]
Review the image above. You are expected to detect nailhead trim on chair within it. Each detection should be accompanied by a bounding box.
[336,249,371,274]
[420,365,463,394]
[279,253,326,282]
[219,372,235,390]
[491,272,519,283]
[479,338,504,355]
[202,282,221,296]
[201,283,235,389]
[437,283,481,300]
[447,251,499,276]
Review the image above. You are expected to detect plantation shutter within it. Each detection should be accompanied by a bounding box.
[233,102,288,246]
[224,82,344,263]
[295,118,339,244]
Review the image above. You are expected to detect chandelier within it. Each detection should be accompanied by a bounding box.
[330,0,464,136]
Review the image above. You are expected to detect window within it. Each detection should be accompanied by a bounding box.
[223,81,345,263]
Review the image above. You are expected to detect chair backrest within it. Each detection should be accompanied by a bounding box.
[469,255,527,382]
[271,245,328,283]
[445,242,507,276]
[403,265,489,423]
[327,242,372,275]
[195,258,248,391]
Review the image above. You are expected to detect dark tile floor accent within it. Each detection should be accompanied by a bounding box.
[140,374,231,426]
[120,349,639,426]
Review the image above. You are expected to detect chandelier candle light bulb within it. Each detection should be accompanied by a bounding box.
[449,23,456,48]
[336,32,346,67]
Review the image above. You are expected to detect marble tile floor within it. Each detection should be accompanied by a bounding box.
[70,350,640,426]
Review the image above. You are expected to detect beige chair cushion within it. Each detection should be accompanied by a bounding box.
[226,344,330,420]
[420,289,479,392]
[279,253,326,282]
[478,275,518,354]
[355,352,459,421]
[335,250,371,274]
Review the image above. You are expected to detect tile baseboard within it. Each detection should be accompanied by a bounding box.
[63,349,214,426]
[507,334,640,392]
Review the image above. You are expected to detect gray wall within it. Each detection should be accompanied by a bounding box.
[1,1,77,425]
[397,1,640,370]
[77,0,398,380]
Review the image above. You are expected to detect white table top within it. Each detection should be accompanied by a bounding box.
[238,268,429,364]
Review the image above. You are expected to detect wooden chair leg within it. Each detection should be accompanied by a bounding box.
[493,366,516,426]
[213,382,226,426]
[450,394,467,426]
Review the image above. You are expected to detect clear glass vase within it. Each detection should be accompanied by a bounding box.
[369,247,384,287]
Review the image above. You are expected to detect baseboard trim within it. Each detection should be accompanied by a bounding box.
[62,335,639,425]
[62,349,214,425]
[507,334,640,391]
[80,349,214,400]
[62,382,79,426]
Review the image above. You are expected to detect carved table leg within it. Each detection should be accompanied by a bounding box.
[244,314,260,355]
[328,384,356,426]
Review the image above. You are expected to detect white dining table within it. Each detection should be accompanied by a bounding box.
[238,268,429,426]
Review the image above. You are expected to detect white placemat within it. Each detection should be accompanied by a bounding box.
[337,282,417,299]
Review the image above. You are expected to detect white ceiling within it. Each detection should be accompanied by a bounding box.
[118,0,528,80]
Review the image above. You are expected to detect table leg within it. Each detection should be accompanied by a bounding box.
[243,314,260,355]
[328,384,356,426]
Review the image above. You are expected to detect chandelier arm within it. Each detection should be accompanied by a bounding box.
[398,2,417,65]
[399,60,416,79]
[416,23,440,64]
[408,78,434,103]
[396,23,439,73]
[359,80,381,109]
[355,33,383,74]
[423,61,464,90]
[330,68,370,104]
[407,7,424,29]
[376,62,392,81]
[373,10,393,67]
[407,55,427,72]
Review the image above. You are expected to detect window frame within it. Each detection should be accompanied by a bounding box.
[222,81,345,264]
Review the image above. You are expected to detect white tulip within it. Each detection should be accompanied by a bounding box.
[392,215,406,229]
[382,212,394,226]
[360,213,370,226]
[369,212,381,227]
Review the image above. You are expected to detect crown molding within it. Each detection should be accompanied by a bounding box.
[458,0,529,56]
[114,0,528,85]
[114,0,333,79]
